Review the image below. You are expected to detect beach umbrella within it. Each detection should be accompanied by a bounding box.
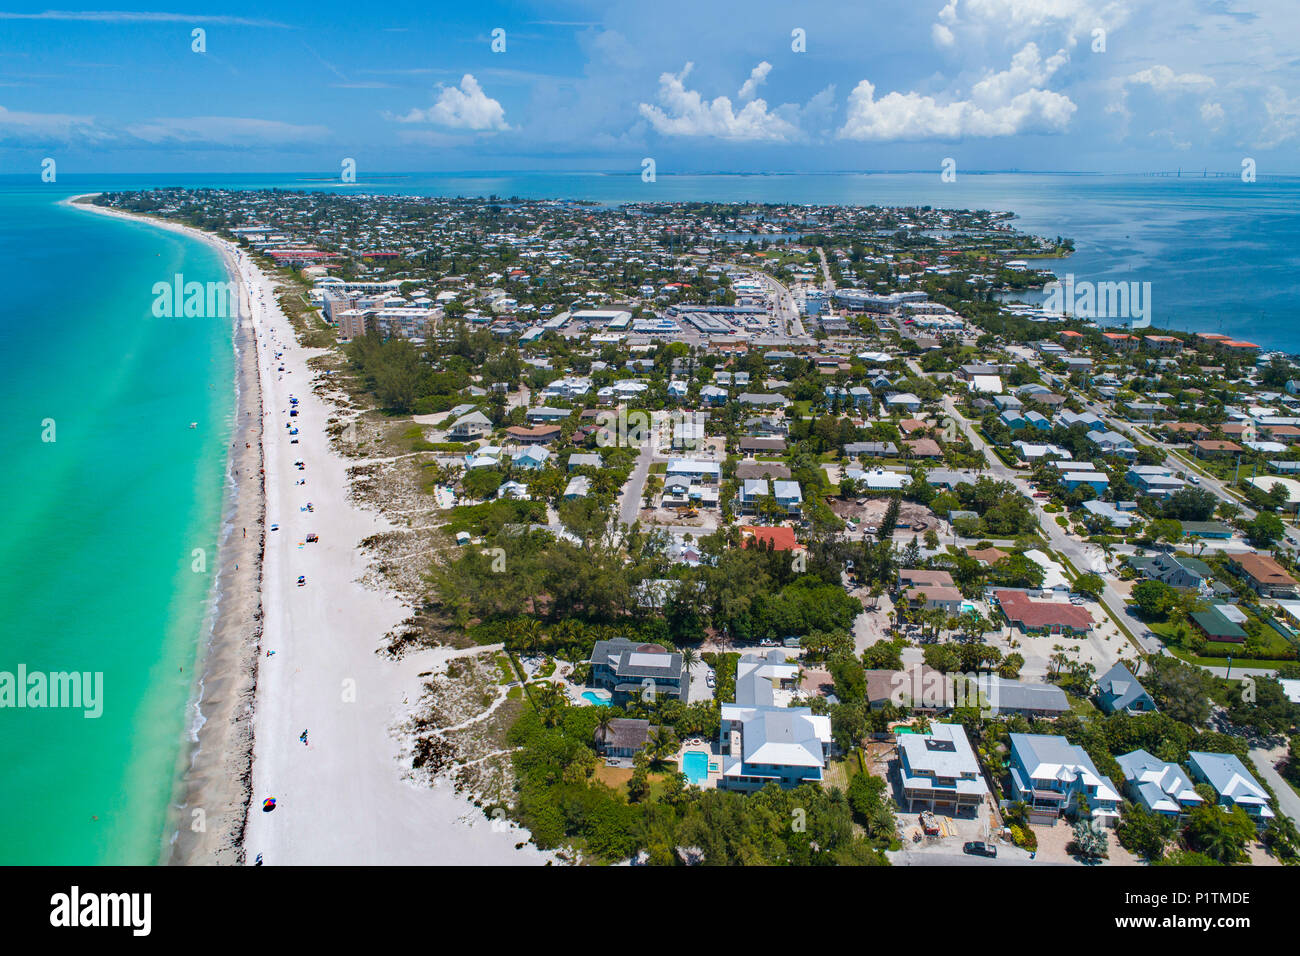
[262,797,277,812]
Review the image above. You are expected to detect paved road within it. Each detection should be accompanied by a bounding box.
[940,395,1163,656]
[815,246,835,291]
[618,435,655,526]
[1201,664,1281,678]
[1088,401,1300,553]
[888,847,1048,866]
[1249,745,1299,825]
[749,268,806,338]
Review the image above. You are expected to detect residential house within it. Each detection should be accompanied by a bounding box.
[525,406,572,424]
[563,475,591,499]
[1186,752,1275,826]
[1061,470,1110,494]
[1228,553,1300,598]
[594,718,652,761]
[1082,499,1136,529]
[1056,410,1106,432]
[902,584,963,615]
[736,460,791,481]
[739,478,770,513]
[1024,411,1051,431]
[986,678,1071,718]
[995,589,1093,636]
[739,436,787,455]
[504,425,561,445]
[1127,553,1214,591]
[1087,430,1137,458]
[448,410,493,440]
[844,441,898,458]
[588,638,687,704]
[896,723,989,814]
[772,480,803,517]
[1190,606,1248,644]
[1126,465,1185,498]
[496,480,530,500]
[1095,662,1157,715]
[1008,733,1122,827]
[718,652,832,791]
[511,446,551,470]
[1116,750,1203,819]
[885,392,923,413]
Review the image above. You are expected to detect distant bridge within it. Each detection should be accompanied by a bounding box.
[1141,169,1239,178]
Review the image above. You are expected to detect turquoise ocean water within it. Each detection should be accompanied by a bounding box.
[0,185,233,864]
[0,171,1293,865]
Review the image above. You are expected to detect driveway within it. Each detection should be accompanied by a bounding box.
[1250,745,1300,825]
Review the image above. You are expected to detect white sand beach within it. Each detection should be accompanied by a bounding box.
[70,195,547,866]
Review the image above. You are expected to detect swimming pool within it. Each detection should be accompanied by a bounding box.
[682,750,710,785]
[581,690,612,707]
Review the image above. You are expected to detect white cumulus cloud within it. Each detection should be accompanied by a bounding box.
[393,74,508,130]
[839,43,1076,140]
[738,62,772,101]
[639,63,800,142]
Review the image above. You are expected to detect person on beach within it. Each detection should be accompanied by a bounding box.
[300,729,308,746]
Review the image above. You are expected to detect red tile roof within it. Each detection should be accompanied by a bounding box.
[740,525,802,552]
[995,590,1093,631]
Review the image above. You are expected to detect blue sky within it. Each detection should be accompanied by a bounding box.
[0,1,1297,173]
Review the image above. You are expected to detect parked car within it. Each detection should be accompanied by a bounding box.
[963,841,997,858]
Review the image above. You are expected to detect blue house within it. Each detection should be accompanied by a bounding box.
[1095,662,1157,715]
[1061,470,1110,494]
[511,446,551,470]
[1187,752,1275,827]
[999,410,1027,430]
[1008,733,1122,827]
[718,652,831,791]
[1116,750,1204,819]
[1024,411,1051,431]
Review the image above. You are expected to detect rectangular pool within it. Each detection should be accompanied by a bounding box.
[682,750,710,785]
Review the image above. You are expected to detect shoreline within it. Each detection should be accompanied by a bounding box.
[69,193,548,866]
[67,194,266,865]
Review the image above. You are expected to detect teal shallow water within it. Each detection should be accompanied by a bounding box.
[0,188,234,864]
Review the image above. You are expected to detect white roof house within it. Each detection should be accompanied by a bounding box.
[847,467,911,491]
[718,652,832,791]
[666,459,721,481]
[1187,752,1275,822]
[896,723,989,811]
[1022,549,1071,591]
[1009,733,1122,825]
[1116,750,1204,817]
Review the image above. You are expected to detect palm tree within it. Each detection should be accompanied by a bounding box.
[679,646,698,678]
[535,682,567,726]
[593,709,617,751]
[648,726,679,770]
